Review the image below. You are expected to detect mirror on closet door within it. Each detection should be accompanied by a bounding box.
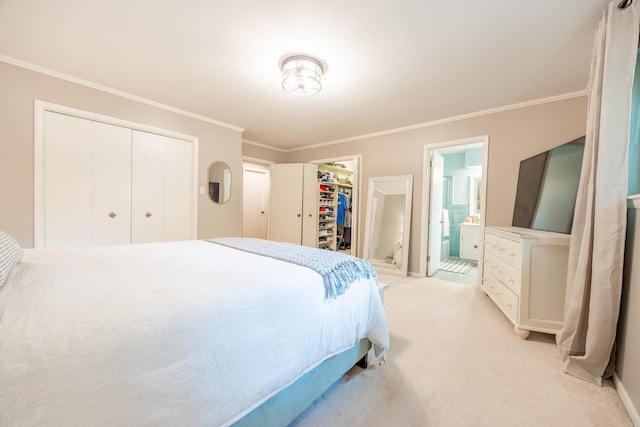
[363,175,413,276]
[208,162,231,204]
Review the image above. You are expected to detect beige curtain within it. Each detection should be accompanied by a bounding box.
[557,0,640,386]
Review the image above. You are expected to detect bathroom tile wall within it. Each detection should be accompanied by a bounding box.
[449,204,469,258]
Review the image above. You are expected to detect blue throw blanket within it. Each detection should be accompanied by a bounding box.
[208,237,377,300]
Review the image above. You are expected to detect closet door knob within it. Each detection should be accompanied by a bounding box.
[108,212,117,219]
[297,213,301,217]
[145,212,152,218]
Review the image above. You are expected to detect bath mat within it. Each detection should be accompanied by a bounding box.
[439,258,475,274]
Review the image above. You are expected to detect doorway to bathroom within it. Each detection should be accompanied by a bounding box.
[420,136,488,286]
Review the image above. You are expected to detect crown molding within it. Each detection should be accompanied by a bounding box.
[0,55,244,133]
[285,90,588,152]
[2,54,587,153]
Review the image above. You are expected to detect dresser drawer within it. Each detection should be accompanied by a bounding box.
[485,232,522,266]
[484,252,521,294]
[484,232,500,256]
[483,273,519,323]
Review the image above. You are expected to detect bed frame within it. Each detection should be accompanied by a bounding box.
[232,338,371,426]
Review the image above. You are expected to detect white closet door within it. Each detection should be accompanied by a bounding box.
[131,131,165,244]
[164,137,193,241]
[37,104,196,248]
[269,164,304,244]
[301,163,318,247]
[92,122,132,246]
[44,112,93,248]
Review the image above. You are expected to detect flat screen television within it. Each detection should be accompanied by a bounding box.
[512,136,585,234]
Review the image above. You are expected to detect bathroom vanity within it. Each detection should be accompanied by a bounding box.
[459,223,480,261]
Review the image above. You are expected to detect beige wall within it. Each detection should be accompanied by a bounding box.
[282,97,588,274]
[2,56,588,272]
[617,200,640,423]
[242,141,286,163]
[0,61,244,247]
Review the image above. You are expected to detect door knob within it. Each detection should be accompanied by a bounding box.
[108,212,117,219]
[145,212,152,218]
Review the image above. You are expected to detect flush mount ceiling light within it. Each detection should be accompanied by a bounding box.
[280,54,325,96]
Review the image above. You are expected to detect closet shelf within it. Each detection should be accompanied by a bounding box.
[317,182,338,250]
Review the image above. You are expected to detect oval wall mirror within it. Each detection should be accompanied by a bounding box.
[207,161,231,204]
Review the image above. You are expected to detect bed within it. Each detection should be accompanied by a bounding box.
[0,232,389,426]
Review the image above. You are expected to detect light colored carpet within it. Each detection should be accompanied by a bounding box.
[290,273,632,427]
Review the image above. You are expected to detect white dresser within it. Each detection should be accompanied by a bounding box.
[481,226,570,339]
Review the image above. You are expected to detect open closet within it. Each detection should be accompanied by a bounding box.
[317,162,355,254]
[268,158,358,255]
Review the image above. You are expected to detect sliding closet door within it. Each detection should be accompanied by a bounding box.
[92,122,132,246]
[37,103,197,248]
[131,131,165,244]
[44,114,133,247]
[131,130,194,244]
[44,112,93,247]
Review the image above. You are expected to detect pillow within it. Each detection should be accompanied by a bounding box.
[0,230,24,288]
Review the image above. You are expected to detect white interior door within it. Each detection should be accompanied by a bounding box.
[92,122,132,246]
[269,163,303,244]
[242,164,269,239]
[428,150,445,276]
[301,163,318,247]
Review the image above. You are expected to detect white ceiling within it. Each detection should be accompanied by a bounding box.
[0,1,609,151]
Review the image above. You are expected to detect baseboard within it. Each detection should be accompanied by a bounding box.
[614,372,640,426]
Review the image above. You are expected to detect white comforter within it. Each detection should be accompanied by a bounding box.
[0,240,389,426]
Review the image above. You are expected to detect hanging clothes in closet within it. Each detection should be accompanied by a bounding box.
[337,191,351,249]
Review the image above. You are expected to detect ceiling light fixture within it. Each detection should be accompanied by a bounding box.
[280,54,325,96]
